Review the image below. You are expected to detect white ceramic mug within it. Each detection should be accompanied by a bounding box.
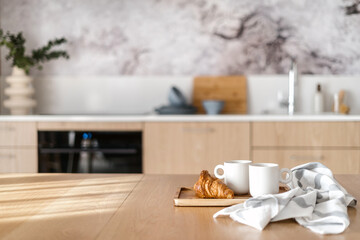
[249,163,293,197]
[214,160,252,195]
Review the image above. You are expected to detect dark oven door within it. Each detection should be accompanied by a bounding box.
[38,131,142,173]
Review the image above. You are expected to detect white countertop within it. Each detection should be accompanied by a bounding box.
[1,114,360,122]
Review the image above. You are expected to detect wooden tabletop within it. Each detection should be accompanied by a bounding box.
[0,174,358,239]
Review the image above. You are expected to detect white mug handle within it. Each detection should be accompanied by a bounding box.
[214,164,225,179]
[279,168,293,184]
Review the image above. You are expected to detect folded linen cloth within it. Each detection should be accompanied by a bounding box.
[213,162,357,234]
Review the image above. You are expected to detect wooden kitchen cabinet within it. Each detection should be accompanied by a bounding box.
[0,122,37,147]
[251,122,360,174]
[252,122,360,147]
[144,122,250,174]
[0,148,37,173]
[253,149,360,174]
[0,122,38,173]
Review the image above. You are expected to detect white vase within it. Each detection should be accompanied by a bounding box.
[3,67,36,115]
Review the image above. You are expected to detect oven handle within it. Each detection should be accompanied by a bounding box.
[39,148,138,154]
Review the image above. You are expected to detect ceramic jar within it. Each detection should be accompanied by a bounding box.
[3,67,36,115]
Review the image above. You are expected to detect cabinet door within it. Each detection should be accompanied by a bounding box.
[0,148,37,173]
[252,149,360,174]
[252,122,360,147]
[0,122,37,147]
[144,122,250,174]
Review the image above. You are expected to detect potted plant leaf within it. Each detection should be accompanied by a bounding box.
[0,29,69,115]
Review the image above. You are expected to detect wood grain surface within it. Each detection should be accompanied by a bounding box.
[252,122,360,147]
[192,76,247,114]
[0,122,37,147]
[253,149,360,174]
[173,186,289,207]
[0,174,358,239]
[0,174,142,239]
[0,148,37,173]
[97,174,360,240]
[143,122,250,174]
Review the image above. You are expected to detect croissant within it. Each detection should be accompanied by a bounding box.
[193,170,234,199]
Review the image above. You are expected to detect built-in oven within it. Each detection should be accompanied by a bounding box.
[38,131,142,173]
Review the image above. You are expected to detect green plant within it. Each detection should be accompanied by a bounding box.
[0,29,69,74]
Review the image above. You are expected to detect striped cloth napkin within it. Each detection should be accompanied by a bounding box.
[213,162,357,234]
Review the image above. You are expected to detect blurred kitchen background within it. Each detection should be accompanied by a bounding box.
[0,0,360,115]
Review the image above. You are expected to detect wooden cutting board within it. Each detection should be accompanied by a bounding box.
[192,76,247,114]
[174,186,290,207]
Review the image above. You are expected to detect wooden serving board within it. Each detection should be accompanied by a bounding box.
[174,186,290,207]
[192,76,247,114]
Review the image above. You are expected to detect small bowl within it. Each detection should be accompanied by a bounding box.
[202,100,224,115]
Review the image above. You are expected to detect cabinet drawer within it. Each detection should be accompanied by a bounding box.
[252,122,360,147]
[144,122,250,174]
[252,149,360,174]
[0,148,37,173]
[0,122,37,147]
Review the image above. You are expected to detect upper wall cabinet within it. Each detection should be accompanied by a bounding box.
[252,122,360,147]
[144,122,250,174]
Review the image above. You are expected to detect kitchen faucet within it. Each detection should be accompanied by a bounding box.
[288,61,298,115]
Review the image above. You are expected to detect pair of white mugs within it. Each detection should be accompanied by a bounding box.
[214,160,293,197]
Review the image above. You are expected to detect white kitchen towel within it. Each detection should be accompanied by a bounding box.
[213,162,357,234]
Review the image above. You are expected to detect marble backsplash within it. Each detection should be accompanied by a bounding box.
[1,0,360,76]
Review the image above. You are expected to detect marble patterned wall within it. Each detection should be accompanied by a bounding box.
[1,0,360,76]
